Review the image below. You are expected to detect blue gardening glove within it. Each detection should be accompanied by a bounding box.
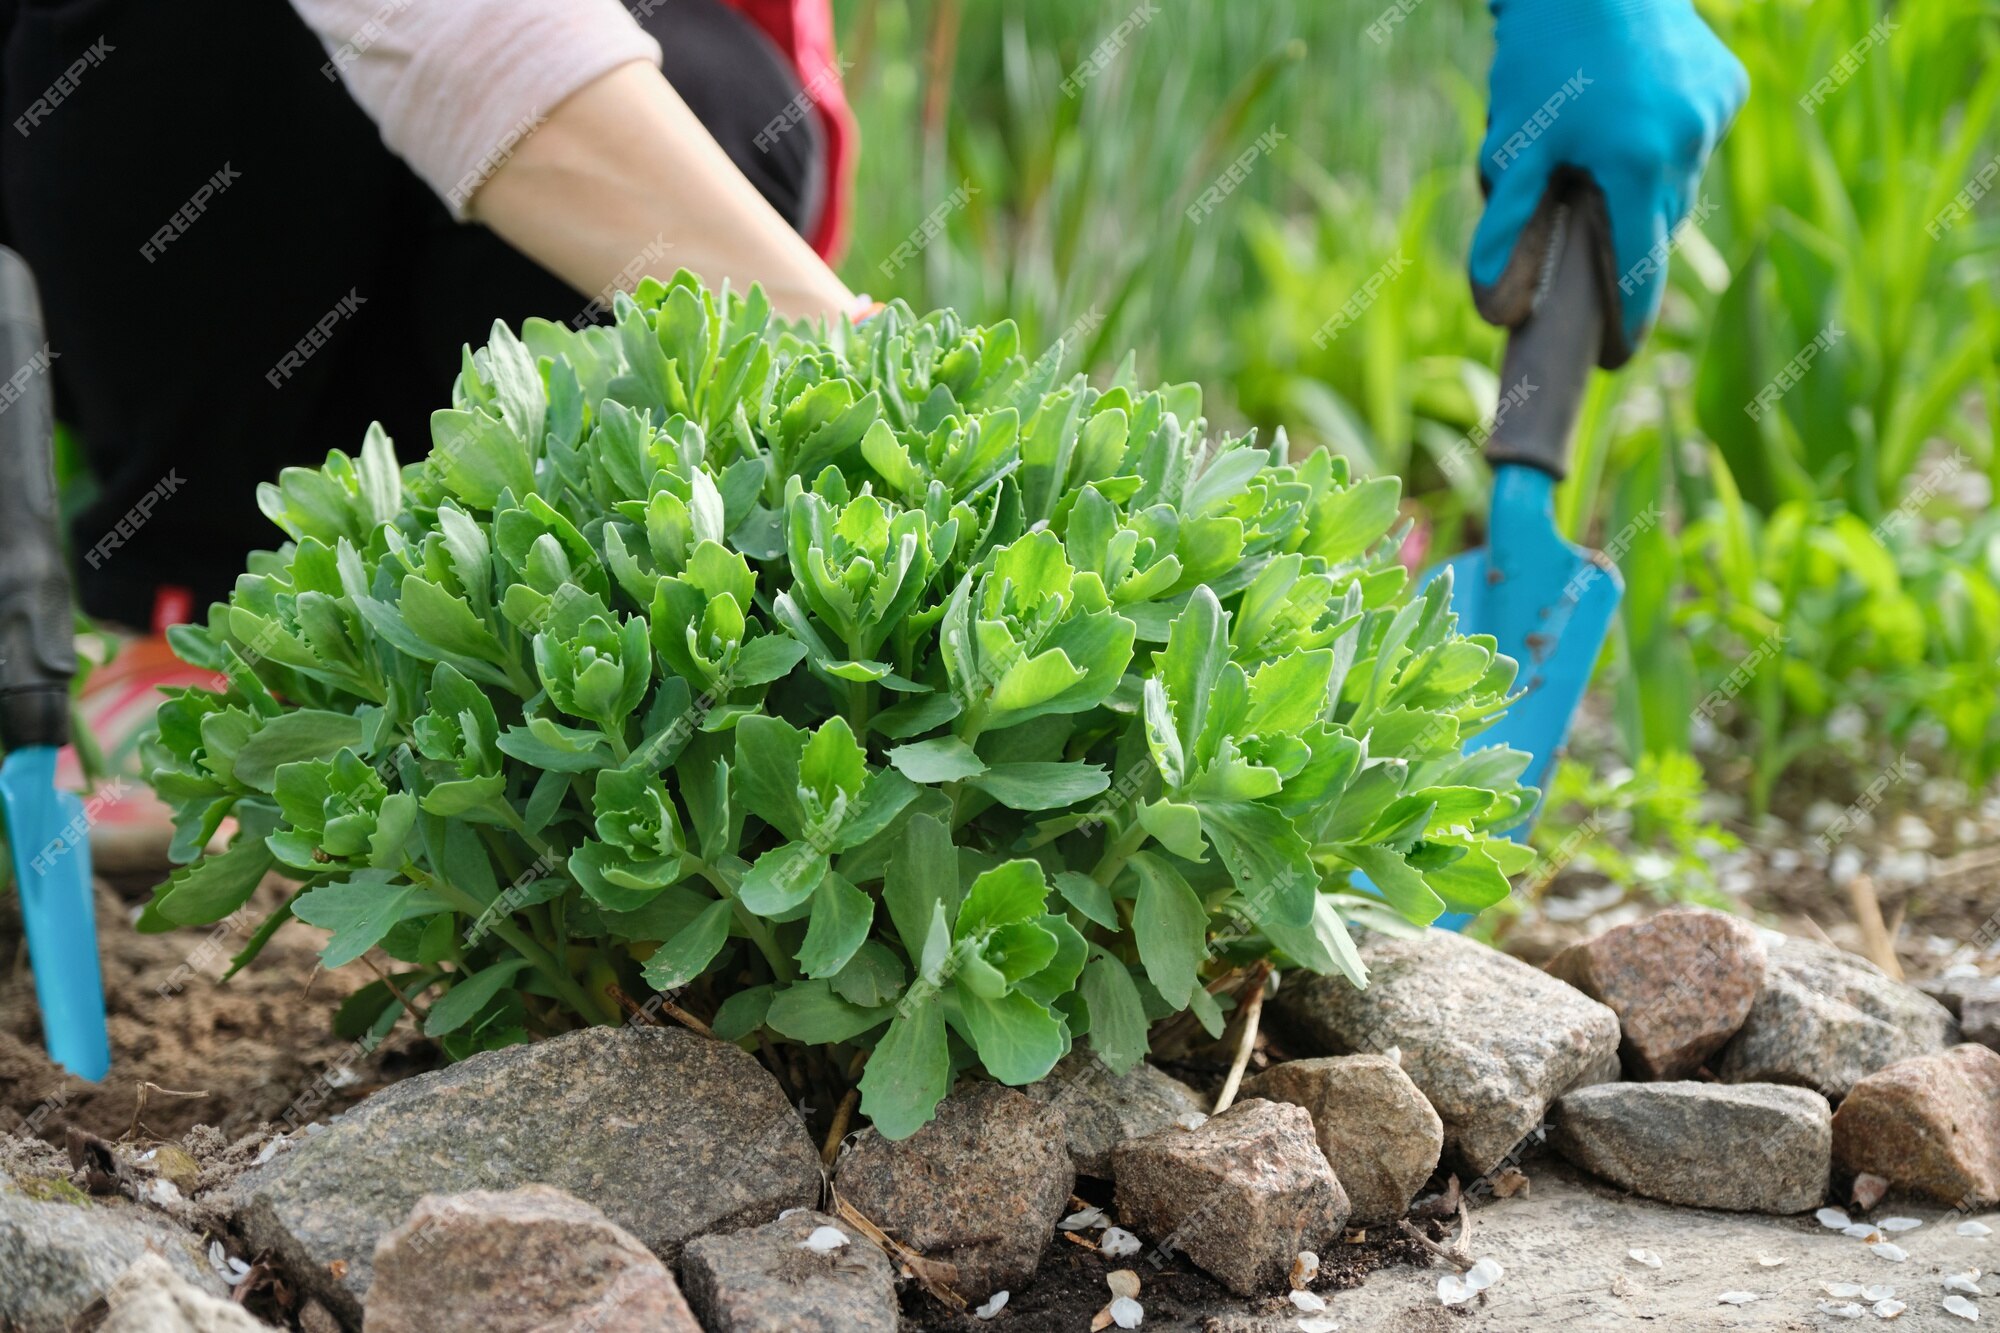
[1471,0,1747,367]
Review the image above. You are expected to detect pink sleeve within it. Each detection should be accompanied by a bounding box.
[294,0,663,218]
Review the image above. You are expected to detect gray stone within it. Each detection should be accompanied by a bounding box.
[1240,1055,1441,1226]
[1916,970,2000,1019]
[1024,1053,1207,1178]
[832,1081,1071,1301]
[1268,929,1620,1174]
[1112,1098,1347,1296]
[364,1185,699,1333]
[679,1210,899,1333]
[225,1026,819,1326]
[0,1187,226,1333]
[1714,936,1959,1099]
[1549,1082,1831,1214]
[1965,988,2000,1052]
[100,1254,274,1333]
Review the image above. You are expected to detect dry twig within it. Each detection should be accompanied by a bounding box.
[1211,961,1270,1114]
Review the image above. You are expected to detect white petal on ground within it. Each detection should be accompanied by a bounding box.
[1717,1291,1760,1305]
[1628,1249,1663,1268]
[1874,1299,1906,1318]
[1062,1206,1110,1231]
[1880,1218,1924,1233]
[1297,1319,1341,1333]
[1755,1252,1787,1267]
[1109,1295,1144,1328]
[1943,1293,1980,1321]
[1960,1222,1994,1238]
[974,1291,1009,1320]
[1174,1113,1208,1130]
[1099,1227,1143,1258]
[1821,1208,1856,1229]
[1825,1283,1866,1298]
[1289,1289,1329,1312]
[1846,1225,1884,1240]
[1870,1242,1910,1263]
[1945,1273,1985,1295]
[800,1226,849,1253]
[1863,1285,1895,1302]
[778,1208,805,1220]
[1106,1270,1141,1301]
[1464,1258,1503,1293]
[1438,1275,1473,1306]
[1814,1302,1863,1319]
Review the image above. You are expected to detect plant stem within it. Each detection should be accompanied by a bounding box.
[410,866,618,1026]
[696,859,796,983]
[1089,820,1150,888]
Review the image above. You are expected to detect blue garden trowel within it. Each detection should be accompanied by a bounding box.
[1425,184,1624,926]
[0,246,111,1081]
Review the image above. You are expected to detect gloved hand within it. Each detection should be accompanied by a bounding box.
[1470,0,1747,367]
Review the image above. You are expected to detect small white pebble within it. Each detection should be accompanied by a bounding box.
[1815,1301,1863,1319]
[1298,1319,1340,1333]
[142,1178,183,1207]
[799,1226,848,1253]
[1289,1289,1328,1312]
[1880,1217,1924,1233]
[1871,1242,1910,1263]
[1961,1222,1994,1239]
[1875,1298,1906,1319]
[1863,1285,1895,1302]
[1174,1112,1208,1131]
[1628,1249,1663,1268]
[1827,1284,1867,1298]
[1464,1257,1503,1293]
[1438,1274,1472,1306]
[1106,1270,1141,1301]
[1099,1227,1142,1258]
[1109,1295,1144,1328]
[1061,1206,1108,1231]
[1944,1293,1979,1321]
[973,1291,1009,1320]
[1717,1291,1760,1305]
[1946,1273,1985,1295]
[1821,1207,1856,1229]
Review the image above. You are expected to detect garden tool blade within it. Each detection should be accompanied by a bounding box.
[1,750,110,1081]
[1418,183,1623,927]
[0,244,110,1081]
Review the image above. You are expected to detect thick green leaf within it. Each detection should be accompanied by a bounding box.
[424,959,532,1036]
[232,711,368,792]
[765,978,888,1044]
[963,762,1109,810]
[640,897,734,989]
[858,1000,952,1140]
[959,989,1067,1085]
[294,872,442,969]
[153,839,276,928]
[1129,852,1207,1008]
[1079,955,1149,1073]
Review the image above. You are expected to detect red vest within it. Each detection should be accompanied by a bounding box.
[721,0,854,263]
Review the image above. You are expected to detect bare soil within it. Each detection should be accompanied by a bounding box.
[0,873,438,1148]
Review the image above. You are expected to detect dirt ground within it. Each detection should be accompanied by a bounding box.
[0,872,438,1148]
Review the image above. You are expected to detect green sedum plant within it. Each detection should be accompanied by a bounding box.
[141,274,1534,1136]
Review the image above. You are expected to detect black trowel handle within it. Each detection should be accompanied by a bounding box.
[0,247,75,751]
[1484,185,1612,482]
